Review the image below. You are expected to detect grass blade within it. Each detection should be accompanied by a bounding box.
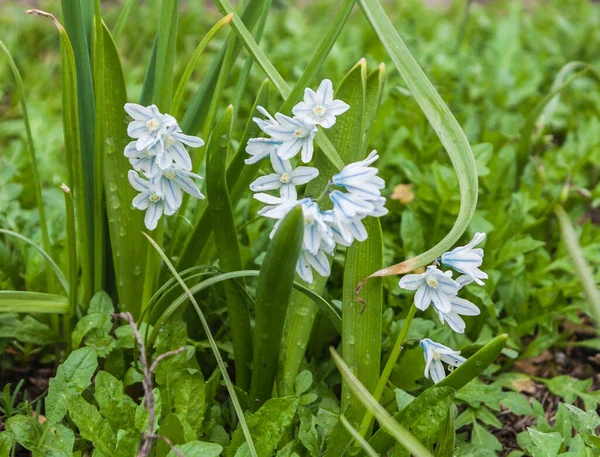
[339,415,379,457]
[99,22,148,317]
[0,40,53,291]
[212,0,346,171]
[176,79,270,269]
[171,13,233,118]
[139,33,158,106]
[555,205,600,326]
[142,233,258,457]
[357,0,478,283]
[250,207,304,410]
[153,0,180,111]
[206,106,253,389]
[27,9,93,302]
[330,347,433,457]
[112,0,136,41]
[0,229,68,294]
[278,0,356,113]
[0,292,69,314]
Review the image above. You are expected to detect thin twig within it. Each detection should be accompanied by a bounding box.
[113,312,187,457]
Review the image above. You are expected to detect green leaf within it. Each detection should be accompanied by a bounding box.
[153,0,180,111]
[67,396,115,457]
[71,313,112,349]
[564,404,600,434]
[357,0,478,280]
[0,291,68,314]
[167,441,223,457]
[5,416,41,452]
[45,347,98,427]
[0,431,14,457]
[544,376,600,410]
[0,315,55,345]
[525,428,563,457]
[501,392,533,416]
[472,422,502,452]
[99,23,148,316]
[134,388,162,433]
[369,386,454,454]
[330,348,433,457]
[250,207,305,410]
[206,105,252,390]
[298,408,320,457]
[89,291,114,314]
[294,371,313,396]
[94,371,137,431]
[228,396,299,457]
[339,415,379,457]
[437,334,507,391]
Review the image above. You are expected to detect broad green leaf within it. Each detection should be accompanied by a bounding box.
[134,388,163,433]
[564,404,600,434]
[472,422,502,452]
[94,371,137,431]
[544,376,600,410]
[99,23,148,317]
[357,0,478,282]
[250,207,305,410]
[298,408,320,457]
[370,386,454,454]
[67,396,115,457]
[228,396,299,457]
[71,313,112,349]
[5,416,41,452]
[294,371,313,396]
[361,64,386,156]
[206,105,252,389]
[330,348,432,457]
[167,441,223,457]
[89,290,114,314]
[0,315,55,345]
[157,413,186,456]
[0,431,14,457]
[526,428,562,457]
[0,291,68,314]
[45,347,98,427]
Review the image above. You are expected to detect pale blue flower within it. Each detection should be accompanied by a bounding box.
[441,233,488,285]
[150,167,204,209]
[296,248,331,284]
[323,210,367,247]
[436,296,480,333]
[249,150,318,200]
[367,196,388,217]
[245,138,280,165]
[301,201,334,255]
[292,79,350,128]
[332,151,385,199]
[125,103,204,170]
[329,190,374,223]
[254,193,309,219]
[124,141,160,178]
[263,113,318,163]
[398,266,459,313]
[420,338,466,383]
[128,170,176,231]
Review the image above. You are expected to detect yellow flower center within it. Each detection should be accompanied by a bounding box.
[165,170,176,180]
[293,128,306,138]
[312,105,326,116]
[426,276,438,288]
[146,119,160,131]
[280,172,291,184]
[149,193,161,203]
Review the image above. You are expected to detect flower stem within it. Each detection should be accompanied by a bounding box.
[141,223,164,319]
[315,180,333,204]
[356,303,417,438]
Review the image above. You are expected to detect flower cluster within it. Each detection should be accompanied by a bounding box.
[123,103,205,230]
[246,79,387,284]
[399,233,488,383]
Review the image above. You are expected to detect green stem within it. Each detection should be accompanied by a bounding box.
[62,185,78,352]
[141,224,164,318]
[357,303,417,437]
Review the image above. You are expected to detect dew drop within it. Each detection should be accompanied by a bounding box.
[348,335,356,345]
[132,265,142,276]
[108,181,118,192]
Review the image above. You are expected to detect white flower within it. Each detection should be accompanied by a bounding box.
[332,151,385,199]
[125,103,204,170]
[323,210,367,247]
[128,170,176,231]
[245,138,280,165]
[292,79,350,128]
[436,296,481,333]
[367,196,388,217]
[441,233,488,285]
[254,193,309,219]
[296,248,331,284]
[301,201,334,255]
[150,167,204,209]
[263,113,317,163]
[329,190,375,223]
[398,266,459,313]
[249,150,318,200]
[124,141,160,178]
[420,338,466,383]
[253,106,280,133]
